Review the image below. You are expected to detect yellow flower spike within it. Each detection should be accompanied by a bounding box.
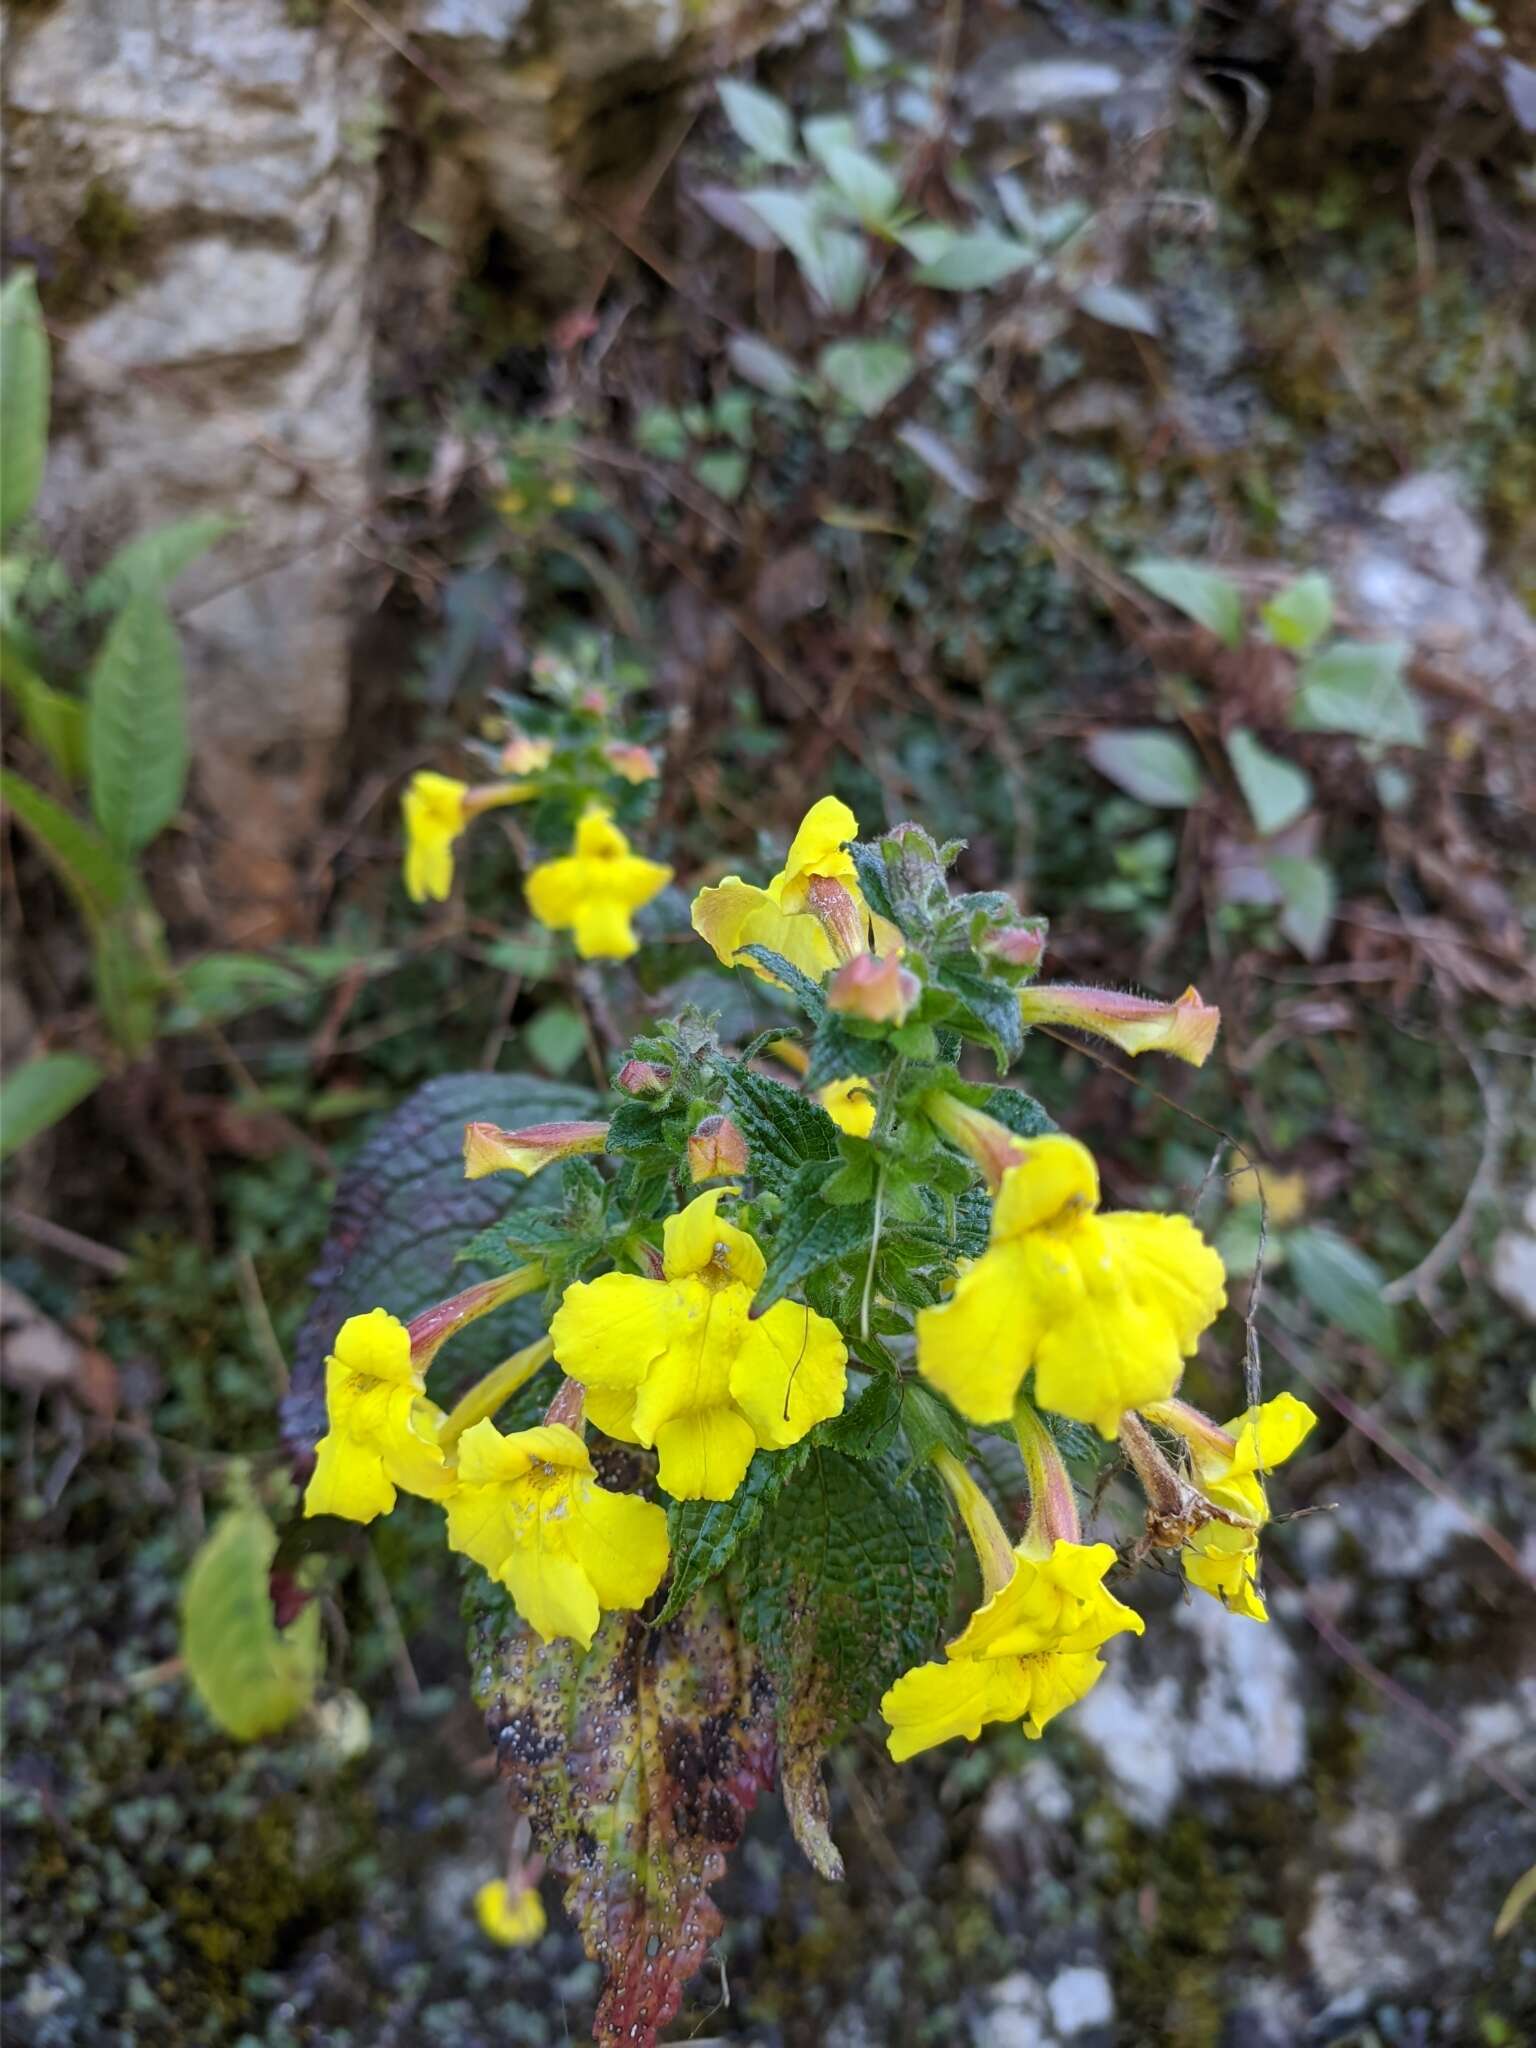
[1144,1392,1317,1622]
[881,1536,1143,1762]
[1019,983,1221,1068]
[690,795,902,984]
[444,1419,669,1647]
[817,1075,877,1138]
[304,1307,456,1522]
[474,1877,546,1947]
[915,1128,1227,1439]
[548,1187,848,1501]
[524,807,673,960]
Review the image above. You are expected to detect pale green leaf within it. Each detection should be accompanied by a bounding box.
[0,1051,104,1161]
[726,333,805,398]
[696,448,749,500]
[817,143,901,227]
[797,226,870,313]
[1227,728,1313,837]
[86,591,188,855]
[818,338,914,417]
[0,766,133,930]
[0,271,50,538]
[1076,281,1160,335]
[0,632,87,783]
[1287,1224,1398,1355]
[718,80,800,167]
[180,1503,322,1741]
[912,228,1034,291]
[1260,571,1333,654]
[1292,640,1425,748]
[82,513,233,616]
[525,1002,587,1074]
[1268,853,1336,960]
[1130,558,1244,649]
[1085,727,1205,807]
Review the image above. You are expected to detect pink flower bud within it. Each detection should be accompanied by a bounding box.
[804,877,866,964]
[604,741,659,785]
[980,922,1047,973]
[923,1093,1030,1193]
[462,1119,610,1180]
[499,734,554,776]
[686,1113,749,1182]
[614,1058,672,1098]
[826,950,920,1024]
[1018,983,1220,1068]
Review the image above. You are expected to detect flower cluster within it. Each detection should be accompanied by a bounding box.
[309,788,1315,1777]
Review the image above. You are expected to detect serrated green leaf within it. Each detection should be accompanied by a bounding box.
[975,1085,1055,1141]
[803,1013,889,1091]
[928,964,1024,1068]
[814,1373,903,1459]
[85,590,188,855]
[1227,728,1313,837]
[1129,559,1244,649]
[1287,1224,1398,1355]
[735,943,828,1016]
[716,1058,839,1195]
[899,1381,972,1465]
[846,839,900,925]
[1084,727,1205,808]
[656,1443,811,1622]
[180,1503,321,1741]
[0,766,134,930]
[1,271,50,538]
[0,1051,104,1161]
[1260,571,1332,654]
[82,513,232,616]
[755,1162,875,1311]
[718,79,800,167]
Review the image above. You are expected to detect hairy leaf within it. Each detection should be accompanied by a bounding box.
[476,1584,775,2048]
[716,1058,839,1192]
[657,1444,812,1623]
[928,963,1024,1068]
[86,591,188,855]
[744,1447,953,1880]
[180,1502,321,1741]
[755,1161,876,1312]
[0,1051,104,1161]
[734,943,827,1016]
[283,1072,595,1454]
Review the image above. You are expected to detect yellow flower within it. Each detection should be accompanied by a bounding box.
[548,1188,848,1501]
[1145,1392,1316,1621]
[817,1075,876,1137]
[524,807,673,960]
[916,1132,1227,1439]
[304,1308,454,1522]
[474,1877,546,1946]
[690,795,901,983]
[882,1539,1143,1760]
[444,1418,668,1646]
[463,1118,611,1179]
[402,772,470,904]
[1018,983,1220,1067]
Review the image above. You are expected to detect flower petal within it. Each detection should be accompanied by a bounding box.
[564,1480,670,1612]
[1100,1210,1228,1353]
[304,1433,395,1522]
[730,1302,848,1449]
[661,1189,765,1291]
[652,1405,758,1501]
[916,1241,1054,1425]
[1017,1649,1107,1737]
[500,1537,603,1648]
[881,1655,1033,1762]
[550,1272,680,1390]
[330,1306,416,1386]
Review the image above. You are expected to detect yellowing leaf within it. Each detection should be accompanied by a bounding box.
[180,1503,321,1742]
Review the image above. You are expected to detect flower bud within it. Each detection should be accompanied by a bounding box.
[614,1058,672,1098]
[499,733,554,776]
[1018,983,1220,1068]
[804,877,866,965]
[826,951,920,1024]
[687,1113,749,1182]
[463,1119,610,1180]
[604,741,659,785]
[980,922,1047,974]
[923,1092,1030,1193]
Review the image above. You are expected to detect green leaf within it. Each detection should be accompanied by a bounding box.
[0,1051,104,1161]
[813,1372,903,1459]
[1075,281,1160,335]
[167,952,312,1028]
[1287,1224,1398,1355]
[1084,727,1205,808]
[656,1444,811,1623]
[818,338,914,417]
[93,903,168,1054]
[717,1059,839,1192]
[1,270,50,538]
[796,226,870,315]
[911,228,1034,291]
[755,1161,875,1311]
[1292,640,1424,748]
[725,333,805,399]
[85,590,188,855]
[1267,853,1336,961]
[1129,558,1244,649]
[180,1503,321,1742]
[1,631,88,784]
[0,766,134,930]
[475,1583,774,2046]
[1260,571,1333,654]
[816,143,901,228]
[696,448,749,501]
[743,1447,954,1877]
[1227,728,1313,837]
[524,1002,587,1074]
[718,79,799,167]
[927,964,1024,1068]
[82,513,233,616]
[734,943,827,1016]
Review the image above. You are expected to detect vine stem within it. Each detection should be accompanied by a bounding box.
[860,1165,887,1345]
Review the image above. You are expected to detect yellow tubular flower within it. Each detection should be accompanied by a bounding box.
[402,772,469,904]
[916,1133,1227,1440]
[548,1188,848,1501]
[524,807,673,961]
[817,1075,877,1137]
[444,1419,669,1646]
[690,795,902,983]
[474,1877,546,1946]
[1144,1391,1317,1622]
[882,1539,1144,1761]
[304,1308,455,1522]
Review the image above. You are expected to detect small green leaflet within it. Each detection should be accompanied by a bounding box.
[0,270,50,538]
[1084,728,1205,808]
[1227,728,1313,837]
[0,1050,104,1160]
[86,590,188,856]
[180,1502,321,1742]
[1129,559,1244,650]
[1287,1224,1399,1357]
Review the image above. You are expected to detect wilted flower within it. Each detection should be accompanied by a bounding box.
[687,1113,749,1182]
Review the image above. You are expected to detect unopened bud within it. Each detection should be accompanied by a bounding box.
[923,1092,1030,1193]
[826,951,920,1024]
[463,1119,610,1180]
[614,1058,672,1098]
[804,877,866,964]
[687,1113,749,1182]
[1018,983,1220,1068]
[980,922,1047,974]
[605,741,659,785]
[499,733,554,776]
